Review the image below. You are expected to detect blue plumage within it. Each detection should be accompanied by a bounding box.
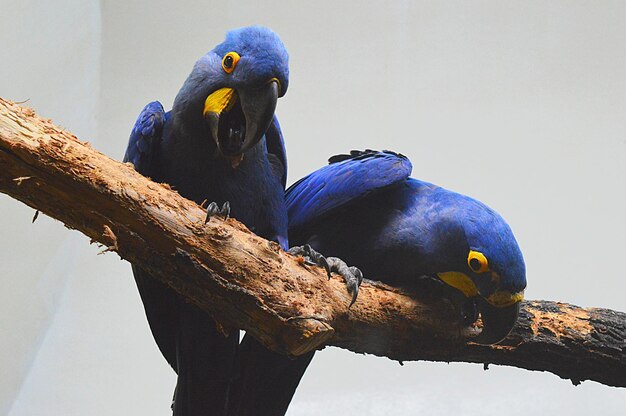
[288,150,526,337]
[124,101,166,176]
[124,26,298,416]
[213,26,289,94]
[287,150,412,229]
[284,151,526,392]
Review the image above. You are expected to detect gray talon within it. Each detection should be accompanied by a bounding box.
[205,201,231,223]
[288,244,331,278]
[348,266,364,305]
[220,201,230,219]
[289,245,363,306]
[327,257,363,307]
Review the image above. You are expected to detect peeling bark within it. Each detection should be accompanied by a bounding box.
[0,98,624,388]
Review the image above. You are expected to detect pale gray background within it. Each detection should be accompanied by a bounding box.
[1,1,625,415]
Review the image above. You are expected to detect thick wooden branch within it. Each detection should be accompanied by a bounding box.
[0,98,624,388]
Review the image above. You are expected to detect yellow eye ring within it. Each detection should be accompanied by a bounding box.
[222,52,240,74]
[468,250,489,274]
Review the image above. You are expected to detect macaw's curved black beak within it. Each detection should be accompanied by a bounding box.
[204,80,279,159]
[472,298,521,345]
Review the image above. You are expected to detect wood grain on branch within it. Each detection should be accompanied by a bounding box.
[0,97,624,388]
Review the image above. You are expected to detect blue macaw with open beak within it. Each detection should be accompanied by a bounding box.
[123,26,299,416]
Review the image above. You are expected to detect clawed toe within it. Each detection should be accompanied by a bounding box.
[205,201,230,223]
[288,244,331,278]
[327,257,363,307]
[288,246,363,307]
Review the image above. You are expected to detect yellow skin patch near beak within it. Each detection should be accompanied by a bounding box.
[438,267,523,308]
[437,272,479,297]
[487,290,524,307]
[203,87,237,115]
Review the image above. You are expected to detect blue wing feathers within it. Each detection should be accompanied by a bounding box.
[123,101,166,177]
[286,150,412,229]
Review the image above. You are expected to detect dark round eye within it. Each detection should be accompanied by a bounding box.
[221,52,240,74]
[467,250,489,273]
[469,258,482,272]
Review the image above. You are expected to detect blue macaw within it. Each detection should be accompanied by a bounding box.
[287,150,527,344]
[123,26,307,416]
[260,150,525,411]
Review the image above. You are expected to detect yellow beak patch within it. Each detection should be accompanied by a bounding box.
[487,290,525,307]
[203,88,237,116]
[437,271,524,307]
[437,272,479,297]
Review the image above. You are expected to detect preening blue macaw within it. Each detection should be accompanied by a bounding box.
[123,26,308,416]
[287,150,527,344]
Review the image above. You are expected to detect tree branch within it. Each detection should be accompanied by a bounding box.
[0,98,624,388]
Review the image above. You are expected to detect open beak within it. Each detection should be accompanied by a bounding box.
[472,297,521,345]
[203,80,279,158]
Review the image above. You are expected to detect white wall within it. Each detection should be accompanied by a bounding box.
[0,1,100,414]
[1,1,625,415]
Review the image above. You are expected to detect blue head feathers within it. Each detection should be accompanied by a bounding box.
[213,26,289,95]
[459,197,527,295]
[174,26,289,157]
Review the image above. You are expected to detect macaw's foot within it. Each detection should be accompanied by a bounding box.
[288,244,330,277]
[288,244,363,307]
[205,201,230,223]
[327,256,363,307]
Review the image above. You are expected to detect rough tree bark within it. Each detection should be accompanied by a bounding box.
[0,98,624,388]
